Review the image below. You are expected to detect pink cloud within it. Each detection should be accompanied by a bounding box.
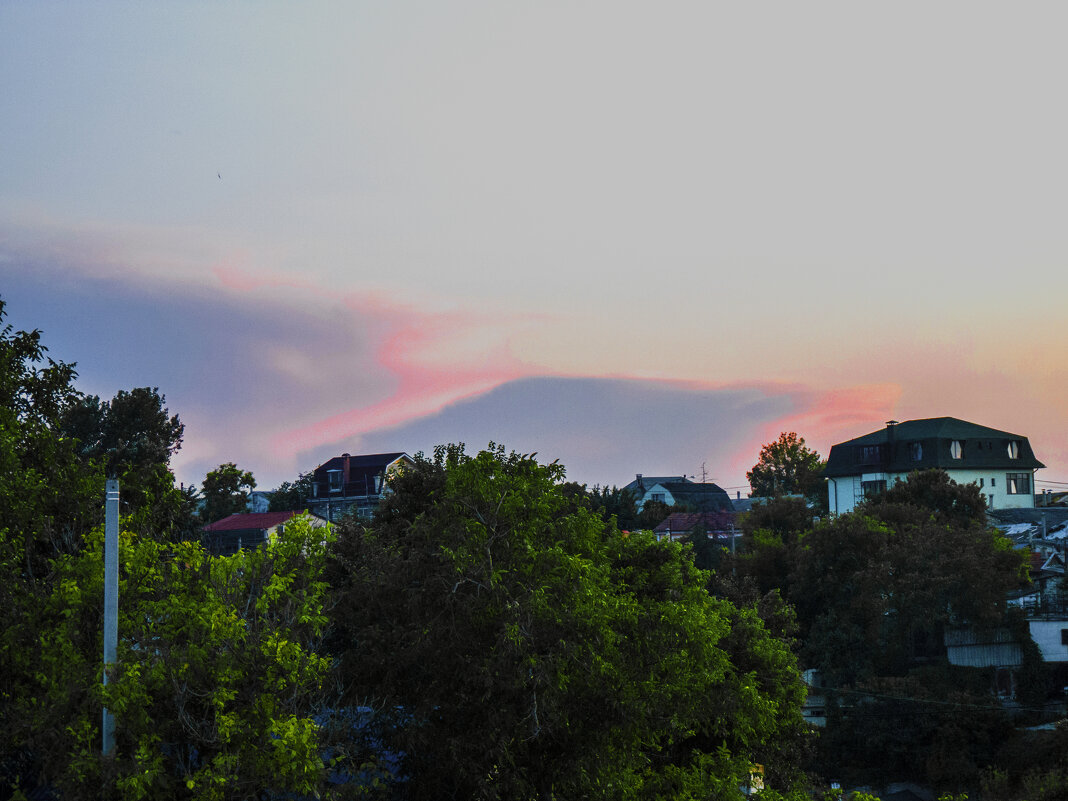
[270,305,536,456]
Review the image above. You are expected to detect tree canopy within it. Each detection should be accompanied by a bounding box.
[327,444,808,800]
[747,432,825,505]
[199,462,256,524]
[26,514,334,799]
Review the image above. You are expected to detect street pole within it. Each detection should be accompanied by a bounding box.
[102,479,119,756]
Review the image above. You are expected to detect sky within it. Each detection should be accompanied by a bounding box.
[2,2,1067,495]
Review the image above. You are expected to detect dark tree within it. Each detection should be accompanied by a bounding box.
[587,484,640,530]
[199,462,256,524]
[268,472,313,512]
[60,386,190,537]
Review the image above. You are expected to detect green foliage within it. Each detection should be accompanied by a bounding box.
[268,471,314,512]
[0,299,107,791]
[59,386,192,540]
[791,472,1031,790]
[861,468,988,529]
[23,514,333,800]
[732,496,815,597]
[199,462,256,525]
[328,444,808,800]
[587,484,640,530]
[817,669,1012,791]
[792,475,1027,687]
[747,432,826,505]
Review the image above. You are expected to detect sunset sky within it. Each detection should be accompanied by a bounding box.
[3,3,1066,495]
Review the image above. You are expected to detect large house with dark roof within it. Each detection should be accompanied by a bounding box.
[624,474,734,513]
[823,417,1044,514]
[305,452,414,522]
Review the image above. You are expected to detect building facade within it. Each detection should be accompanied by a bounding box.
[305,452,414,522]
[823,417,1044,514]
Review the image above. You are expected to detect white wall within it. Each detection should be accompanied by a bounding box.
[1028,620,1068,663]
[828,468,1036,514]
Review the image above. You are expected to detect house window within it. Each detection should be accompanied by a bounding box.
[978,478,984,488]
[1006,473,1030,495]
[328,470,343,492]
[909,442,923,461]
[988,494,995,508]
[861,480,886,498]
[1061,629,1068,646]
[991,477,995,487]
[650,492,665,503]
[1007,440,1020,459]
[857,444,885,463]
[949,440,963,459]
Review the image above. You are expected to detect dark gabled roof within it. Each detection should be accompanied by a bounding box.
[202,511,301,532]
[824,417,1044,477]
[652,481,734,512]
[315,452,408,473]
[622,475,691,494]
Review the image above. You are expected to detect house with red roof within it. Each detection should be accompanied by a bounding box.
[201,511,327,556]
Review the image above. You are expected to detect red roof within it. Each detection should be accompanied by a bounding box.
[202,511,302,532]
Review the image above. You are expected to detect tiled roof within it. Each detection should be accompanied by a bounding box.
[202,511,301,532]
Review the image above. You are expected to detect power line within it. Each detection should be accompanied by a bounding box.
[826,685,1058,716]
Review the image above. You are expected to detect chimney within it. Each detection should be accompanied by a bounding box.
[737,491,741,500]
[636,474,644,493]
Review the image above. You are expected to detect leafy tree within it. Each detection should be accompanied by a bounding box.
[732,496,815,597]
[790,472,1030,790]
[635,497,675,530]
[587,484,640,529]
[60,386,191,538]
[199,462,256,524]
[0,299,103,575]
[22,514,333,800]
[327,445,807,800]
[0,299,106,791]
[61,386,184,473]
[268,471,314,512]
[747,432,825,506]
[863,467,987,529]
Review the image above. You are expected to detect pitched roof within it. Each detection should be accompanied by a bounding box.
[202,511,302,532]
[622,475,691,494]
[649,481,735,512]
[824,417,1044,477]
[315,452,408,473]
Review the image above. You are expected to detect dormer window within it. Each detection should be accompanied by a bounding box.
[327,469,343,492]
[949,440,963,459]
[909,442,923,461]
[1007,441,1020,459]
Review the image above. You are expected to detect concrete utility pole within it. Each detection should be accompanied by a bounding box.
[102,479,119,756]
